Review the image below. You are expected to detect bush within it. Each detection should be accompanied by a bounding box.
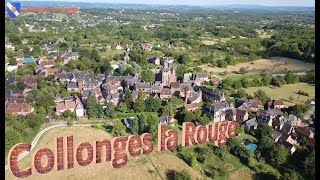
[297,90,308,96]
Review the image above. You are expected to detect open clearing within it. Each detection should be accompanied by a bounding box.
[244,83,315,106]
[200,57,315,74]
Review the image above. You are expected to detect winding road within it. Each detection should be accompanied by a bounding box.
[5,123,101,172]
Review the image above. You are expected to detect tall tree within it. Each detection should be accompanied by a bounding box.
[131,118,139,135]
[254,89,269,104]
[91,48,101,62]
[267,144,288,167]
[141,70,155,82]
[138,113,146,134]
[87,94,98,119]
[145,96,161,112]
[124,90,133,109]
[133,98,145,113]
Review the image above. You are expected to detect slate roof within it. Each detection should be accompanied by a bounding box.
[135,82,151,89]
[188,92,201,103]
[67,82,78,89]
[271,130,283,140]
[131,90,138,99]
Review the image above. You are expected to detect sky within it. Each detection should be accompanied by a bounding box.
[17,0,315,7]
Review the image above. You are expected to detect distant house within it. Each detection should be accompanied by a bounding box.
[6,102,34,116]
[273,100,285,109]
[239,102,257,112]
[192,73,209,85]
[211,77,222,85]
[294,127,315,139]
[121,52,130,62]
[164,57,174,64]
[279,141,297,155]
[158,113,174,124]
[16,74,37,89]
[203,102,233,123]
[265,98,285,109]
[5,64,18,72]
[248,98,263,107]
[200,87,226,103]
[45,113,53,123]
[67,82,79,92]
[257,108,283,126]
[63,52,79,64]
[159,87,172,100]
[147,55,160,65]
[271,130,283,143]
[226,108,249,124]
[131,90,138,102]
[184,103,199,112]
[55,96,84,117]
[244,118,258,132]
[140,43,153,51]
[105,93,121,106]
[134,82,151,92]
[38,59,55,69]
[115,43,124,50]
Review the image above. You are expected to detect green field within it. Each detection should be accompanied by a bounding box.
[244,83,315,106]
[100,50,124,58]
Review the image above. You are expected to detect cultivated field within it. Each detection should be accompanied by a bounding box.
[200,57,315,74]
[244,83,315,106]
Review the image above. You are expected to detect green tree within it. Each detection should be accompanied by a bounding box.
[271,77,282,87]
[283,170,303,180]
[6,49,15,58]
[91,48,101,62]
[118,102,128,113]
[285,72,298,84]
[256,124,273,140]
[5,127,23,156]
[176,65,188,80]
[111,120,127,136]
[141,70,155,82]
[254,89,268,104]
[196,115,210,125]
[236,89,247,98]
[217,60,228,68]
[261,75,272,86]
[235,125,245,134]
[178,54,191,65]
[303,150,315,178]
[173,169,192,180]
[138,113,147,134]
[87,94,98,119]
[145,96,161,112]
[182,109,196,122]
[167,96,184,109]
[8,57,17,66]
[124,90,133,109]
[131,118,139,135]
[17,81,25,90]
[233,80,243,89]
[267,144,288,167]
[162,105,174,116]
[133,98,145,112]
[225,55,236,65]
[146,115,158,140]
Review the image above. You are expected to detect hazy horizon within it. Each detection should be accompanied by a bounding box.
[11,0,315,7]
